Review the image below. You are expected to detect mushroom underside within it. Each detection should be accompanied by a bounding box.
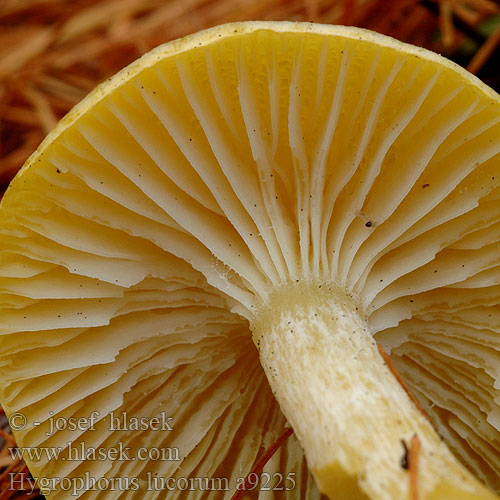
[0,23,499,499]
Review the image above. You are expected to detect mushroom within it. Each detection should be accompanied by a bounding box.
[0,21,499,500]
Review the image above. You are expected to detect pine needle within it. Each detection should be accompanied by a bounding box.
[230,426,294,500]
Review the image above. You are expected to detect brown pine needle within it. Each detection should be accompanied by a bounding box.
[23,86,58,135]
[304,0,319,21]
[340,0,356,25]
[464,0,499,15]
[409,433,422,500]
[453,3,481,27]
[230,426,294,500]
[0,429,16,448]
[440,0,455,48]
[467,22,500,74]
[0,458,21,484]
[0,464,29,500]
[377,344,430,422]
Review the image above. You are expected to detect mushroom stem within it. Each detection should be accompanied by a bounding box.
[252,281,497,500]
